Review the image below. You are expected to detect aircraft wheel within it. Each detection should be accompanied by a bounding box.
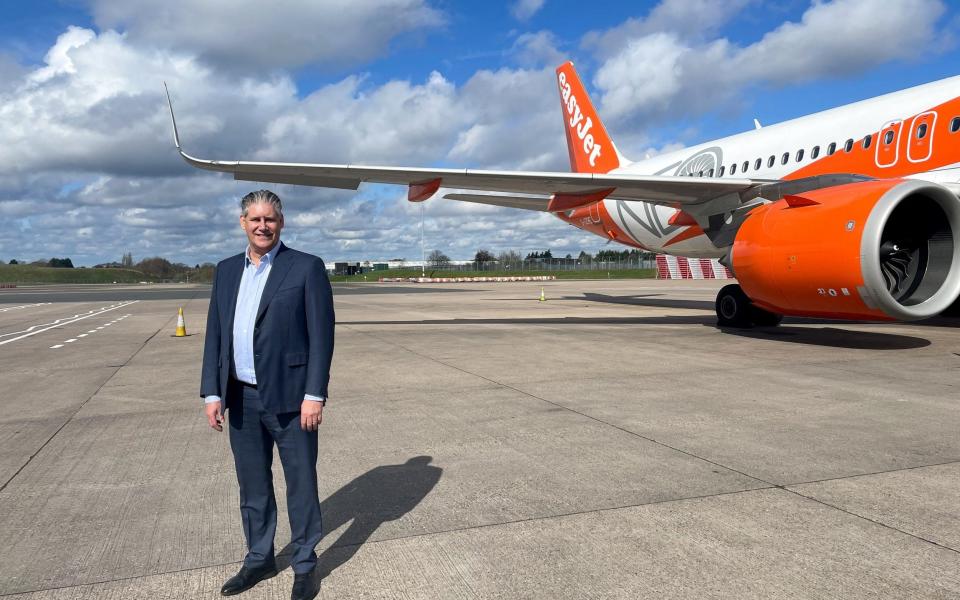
[715,284,754,328]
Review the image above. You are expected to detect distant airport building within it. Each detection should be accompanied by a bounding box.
[329,259,473,274]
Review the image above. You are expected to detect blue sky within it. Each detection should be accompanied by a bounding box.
[1,0,959,266]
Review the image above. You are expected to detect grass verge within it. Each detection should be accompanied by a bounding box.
[0,264,153,284]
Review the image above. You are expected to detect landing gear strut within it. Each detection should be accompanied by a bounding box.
[715,284,782,328]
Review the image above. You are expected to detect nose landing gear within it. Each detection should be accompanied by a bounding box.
[715,284,782,328]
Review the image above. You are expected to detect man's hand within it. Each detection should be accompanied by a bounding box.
[205,401,224,432]
[301,400,323,432]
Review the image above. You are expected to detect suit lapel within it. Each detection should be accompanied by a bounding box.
[255,242,294,324]
[224,254,244,333]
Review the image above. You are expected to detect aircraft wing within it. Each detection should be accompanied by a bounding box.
[177,148,760,208]
[166,85,759,212]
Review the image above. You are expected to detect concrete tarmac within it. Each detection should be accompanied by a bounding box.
[0,280,958,598]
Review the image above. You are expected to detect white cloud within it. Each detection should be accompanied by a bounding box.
[0,27,298,178]
[734,0,946,83]
[256,71,465,165]
[592,0,948,128]
[450,67,565,171]
[86,0,445,71]
[0,24,575,265]
[583,0,753,58]
[510,0,545,22]
[511,31,566,67]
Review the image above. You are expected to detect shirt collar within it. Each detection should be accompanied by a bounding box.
[245,241,281,267]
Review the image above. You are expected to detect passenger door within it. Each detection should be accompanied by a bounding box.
[907,112,937,163]
[875,120,902,168]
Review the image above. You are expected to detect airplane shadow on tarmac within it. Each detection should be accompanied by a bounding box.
[575,293,935,350]
[276,456,442,579]
[572,292,716,312]
[719,325,930,349]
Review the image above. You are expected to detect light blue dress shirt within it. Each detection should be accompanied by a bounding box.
[204,243,324,405]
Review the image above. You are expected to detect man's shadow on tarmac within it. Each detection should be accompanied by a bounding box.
[277,456,442,578]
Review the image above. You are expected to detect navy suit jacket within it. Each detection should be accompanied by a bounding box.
[200,242,335,413]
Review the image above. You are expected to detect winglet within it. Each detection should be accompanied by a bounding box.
[162,85,238,172]
[163,82,182,151]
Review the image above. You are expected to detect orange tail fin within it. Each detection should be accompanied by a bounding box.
[555,61,621,174]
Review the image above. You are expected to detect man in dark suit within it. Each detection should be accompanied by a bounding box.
[201,189,334,600]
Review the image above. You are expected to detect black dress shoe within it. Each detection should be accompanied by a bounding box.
[220,563,278,596]
[291,568,320,600]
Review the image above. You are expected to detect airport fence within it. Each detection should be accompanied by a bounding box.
[412,256,658,272]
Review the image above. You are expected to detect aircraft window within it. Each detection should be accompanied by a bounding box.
[917,123,928,139]
[754,158,762,170]
[767,155,775,167]
[796,149,804,162]
[730,163,737,175]
[862,134,872,149]
[781,152,789,165]
[952,117,960,133]
[827,142,837,155]
[884,130,895,144]
[718,165,726,177]
[708,168,714,177]
[811,146,820,159]
[844,138,854,152]
[742,160,749,173]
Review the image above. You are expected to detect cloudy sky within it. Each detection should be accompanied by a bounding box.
[2,0,959,266]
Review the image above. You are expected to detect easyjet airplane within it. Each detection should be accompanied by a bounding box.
[167,62,960,327]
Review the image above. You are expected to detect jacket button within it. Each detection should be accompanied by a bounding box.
[254,354,261,359]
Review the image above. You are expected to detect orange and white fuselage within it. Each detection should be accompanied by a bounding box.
[557,72,960,258]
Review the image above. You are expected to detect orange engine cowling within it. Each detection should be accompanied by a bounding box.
[731,179,960,321]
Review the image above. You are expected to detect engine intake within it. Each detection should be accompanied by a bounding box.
[731,179,960,321]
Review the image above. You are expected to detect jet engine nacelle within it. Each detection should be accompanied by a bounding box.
[731,179,960,321]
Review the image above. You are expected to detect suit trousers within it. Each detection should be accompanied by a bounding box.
[227,381,323,574]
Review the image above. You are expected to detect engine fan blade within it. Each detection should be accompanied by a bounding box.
[879,240,915,296]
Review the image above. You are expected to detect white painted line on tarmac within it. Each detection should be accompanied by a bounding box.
[0,302,53,312]
[0,300,138,347]
[0,302,135,340]
[64,339,77,343]
[50,344,64,349]
[77,334,87,338]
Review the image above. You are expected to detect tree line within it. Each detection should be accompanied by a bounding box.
[5,255,216,281]
[7,257,76,268]
[9,249,654,272]
[423,248,655,267]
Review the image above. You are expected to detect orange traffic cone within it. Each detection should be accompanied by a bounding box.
[175,306,187,337]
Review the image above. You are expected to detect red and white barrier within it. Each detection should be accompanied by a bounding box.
[656,255,733,280]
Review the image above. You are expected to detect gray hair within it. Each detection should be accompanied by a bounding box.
[240,189,283,218]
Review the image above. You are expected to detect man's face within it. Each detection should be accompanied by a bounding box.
[240,202,283,256]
